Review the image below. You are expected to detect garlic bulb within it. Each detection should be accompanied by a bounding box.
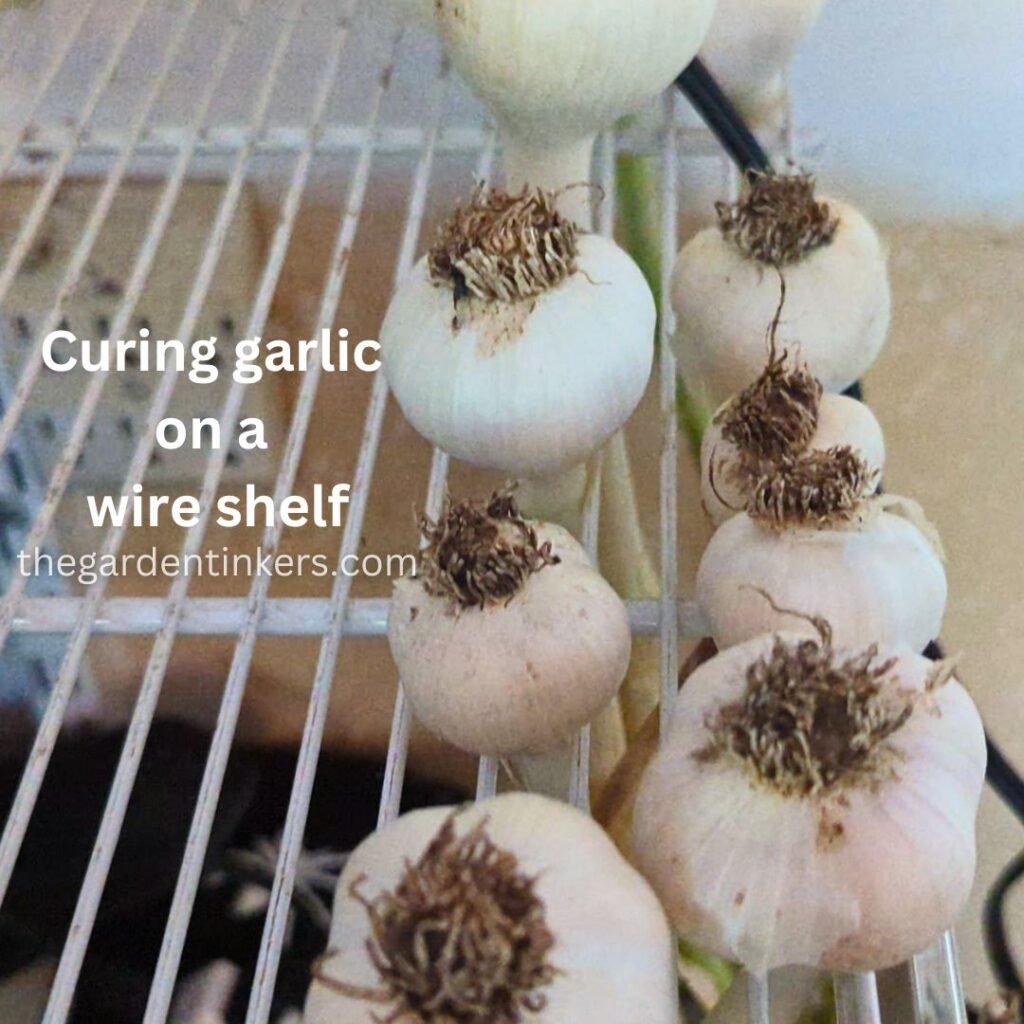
[632,629,986,973]
[672,174,891,407]
[700,0,826,125]
[382,187,655,479]
[434,0,716,225]
[306,794,680,1024]
[388,493,631,756]
[697,467,947,653]
[701,350,886,525]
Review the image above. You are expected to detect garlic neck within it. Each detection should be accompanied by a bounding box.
[503,132,597,230]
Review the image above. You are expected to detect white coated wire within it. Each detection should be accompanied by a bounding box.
[0,3,973,1022]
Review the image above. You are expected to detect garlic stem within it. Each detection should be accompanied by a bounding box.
[503,133,597,229]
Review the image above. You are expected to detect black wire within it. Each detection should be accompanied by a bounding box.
[675,58,772,179]
[984,848,1024,994]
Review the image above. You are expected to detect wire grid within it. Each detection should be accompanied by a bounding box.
[0,2,969,1022]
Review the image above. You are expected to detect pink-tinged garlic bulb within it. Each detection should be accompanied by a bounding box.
[306,794,680,1024]
[672,173,891,408]
[700,351,886,525]
[696,449,946,653]
[388,493,631,756]
[632,628,986,974]
[700,0,827,125]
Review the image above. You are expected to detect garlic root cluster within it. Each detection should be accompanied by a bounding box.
[305,794,680,1024]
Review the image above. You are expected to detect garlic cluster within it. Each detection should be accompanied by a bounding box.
[388,492,631,756]
[306,794,680,1024]
[382,187,655,479]
[632,628,986,974]
[700,0,827,125]
[700,346,886,525]
[672,173,891,407]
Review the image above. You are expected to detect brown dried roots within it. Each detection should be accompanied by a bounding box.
[697,600,913,797]
[418,492,559,609]
[428,185,578,304]
[747,445,878,530]
[717,171,839,267]
[717,348,822,464]
[352,815,558,1024]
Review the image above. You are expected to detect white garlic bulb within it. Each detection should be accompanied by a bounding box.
[702,383,886,525]
[306,794,680,1024]
[697,498,947,654]
[382,188,655,478]
[435,0,716,222]
[632,631,986,973]
[388,493,631,756]
[700,0,826,125]
[672,174,891,408]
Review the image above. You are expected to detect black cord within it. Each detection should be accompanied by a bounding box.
[675,58,772,179]
[984,848,1024,994]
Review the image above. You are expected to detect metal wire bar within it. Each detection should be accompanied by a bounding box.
[835,973,883,1024]
[241,55,452,1024]
[747,974,771,1024]
[658,89,681,739]
[9,595,702,637]
[0,0,260,908]
[0,0,207,655]
[140,5,370,1019]
[38,2,317,1018]
[5,123,772,164]
[911,932,970,1024]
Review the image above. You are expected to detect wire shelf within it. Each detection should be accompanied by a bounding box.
[0,1,969,1023]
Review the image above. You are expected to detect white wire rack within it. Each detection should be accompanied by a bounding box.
[0,2,969,1023]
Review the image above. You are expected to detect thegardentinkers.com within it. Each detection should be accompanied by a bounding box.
[16,547,417,586]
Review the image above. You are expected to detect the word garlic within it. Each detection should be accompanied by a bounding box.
[382,187,654,480]
[632,627,986,973]
[388,493,631,756]
[672,173,891,407]
[697,457,947,653]
[701,348,886,525]
[306,794,680,1024]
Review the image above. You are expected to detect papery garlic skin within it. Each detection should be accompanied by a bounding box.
[696,511,946,653]
[434,0,716,153]
[632,635,986,974]
[382,234,655,478]
[701,394,886,525]
[306,794,680,1024]
[672,199,891,408]
[700,0,826,125]
[389,523,631,756]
